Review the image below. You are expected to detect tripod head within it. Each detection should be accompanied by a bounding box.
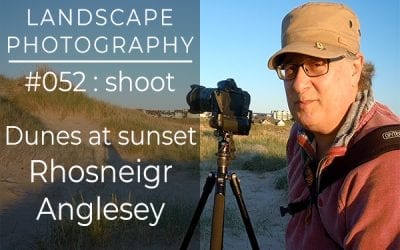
[214,129,237,180]
[214,129,236,160]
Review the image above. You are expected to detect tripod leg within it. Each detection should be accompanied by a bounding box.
[210,174,226,250]
[230,173,260,250]
[180,172,216,250]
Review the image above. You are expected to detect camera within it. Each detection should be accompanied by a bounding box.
[186,78,252,135]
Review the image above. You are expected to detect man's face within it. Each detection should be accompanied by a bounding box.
[281,53,362,135]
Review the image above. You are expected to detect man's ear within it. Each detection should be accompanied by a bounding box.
[352,53,364,77]
[350,53,364,88]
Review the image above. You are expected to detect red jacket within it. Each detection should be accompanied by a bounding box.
[285,103,400,249]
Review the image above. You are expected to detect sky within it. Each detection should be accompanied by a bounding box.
[200,0,400,114]
[1,0,399,114]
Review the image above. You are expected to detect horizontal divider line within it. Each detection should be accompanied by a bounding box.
[9,59,193,64]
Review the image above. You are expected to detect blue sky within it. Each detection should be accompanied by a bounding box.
[200,0,399,114]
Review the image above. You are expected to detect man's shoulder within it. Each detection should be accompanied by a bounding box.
[354,102,400,142]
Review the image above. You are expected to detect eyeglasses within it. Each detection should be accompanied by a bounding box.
[276,56,345,81]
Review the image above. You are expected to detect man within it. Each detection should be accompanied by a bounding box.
[267,2,400,249]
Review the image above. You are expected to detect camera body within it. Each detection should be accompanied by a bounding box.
[186,78,252,135]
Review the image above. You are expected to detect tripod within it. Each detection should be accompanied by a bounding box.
[180,130,259,250]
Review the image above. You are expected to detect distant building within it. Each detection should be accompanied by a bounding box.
[271,110,293,121]
[276,120,285,126]
[174,110,185,118]
[252,113,266,123]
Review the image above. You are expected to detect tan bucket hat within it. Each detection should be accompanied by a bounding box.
[268,2,361,69]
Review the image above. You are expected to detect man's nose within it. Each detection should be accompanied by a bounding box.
[290,66,311,93]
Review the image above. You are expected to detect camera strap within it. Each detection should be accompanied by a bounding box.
[213,91,225,113]
[280,124,400,217]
